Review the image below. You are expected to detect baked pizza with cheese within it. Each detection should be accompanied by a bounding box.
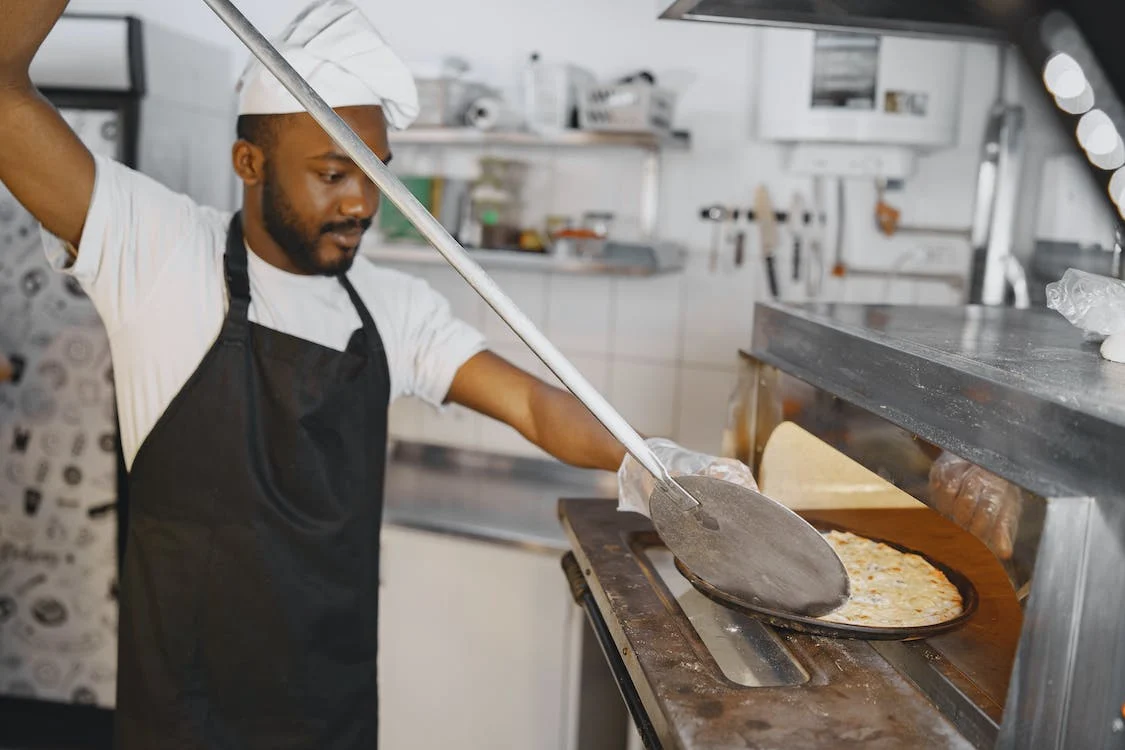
[816,530,963,628]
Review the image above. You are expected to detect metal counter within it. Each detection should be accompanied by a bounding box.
[382,441,617,551]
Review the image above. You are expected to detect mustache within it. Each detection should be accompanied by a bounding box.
[320,217,372,235]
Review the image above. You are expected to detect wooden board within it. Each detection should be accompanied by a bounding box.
[760,422,926,510]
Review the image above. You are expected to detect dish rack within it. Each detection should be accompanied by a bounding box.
[579,82,677,135]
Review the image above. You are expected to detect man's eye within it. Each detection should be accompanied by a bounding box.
[320,172,343,183]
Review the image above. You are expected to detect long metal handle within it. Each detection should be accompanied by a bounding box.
[202,0,695,505]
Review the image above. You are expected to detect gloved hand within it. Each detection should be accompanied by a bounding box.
[617,438,758,517]
[928,451,1022,560]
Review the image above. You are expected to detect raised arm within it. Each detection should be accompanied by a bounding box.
[0,0,95,249]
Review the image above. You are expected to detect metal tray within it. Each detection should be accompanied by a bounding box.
[674,524,980,641]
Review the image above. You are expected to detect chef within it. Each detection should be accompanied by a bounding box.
[0,1,750,747]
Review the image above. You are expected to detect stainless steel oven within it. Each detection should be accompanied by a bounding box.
[561,301,1124,749]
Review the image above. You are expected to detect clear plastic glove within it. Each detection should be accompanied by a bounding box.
[928,451,1022,560]
[1045,268,1125,341]
[617,438,758,518]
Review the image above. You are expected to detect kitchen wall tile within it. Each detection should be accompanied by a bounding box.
[421,402,482,448]
[919,281,964,306]
[500,147,557,233]
[841,277,885,304]
[549,150,638,230]
[679,251,758,368]
[421,265,487,330]
[483,271,549,350]
[886,279,918,305]
[658,155,754,253]
[915,281,949,306]
[612,274,684,362]
[610,360,679,439]
[815,274,848,304]
[388,396,427,443]
[545,275,613,356]
[675,366,740,456]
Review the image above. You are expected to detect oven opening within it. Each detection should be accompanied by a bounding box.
[637,540,810,688]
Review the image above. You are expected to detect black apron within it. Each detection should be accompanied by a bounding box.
[115,214,390,749]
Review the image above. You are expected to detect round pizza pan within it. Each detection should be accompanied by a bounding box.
[673,523,979,641]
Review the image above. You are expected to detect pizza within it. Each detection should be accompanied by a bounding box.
[816,530,963,628]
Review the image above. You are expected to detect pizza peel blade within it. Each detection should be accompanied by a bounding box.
[650,475,851,617]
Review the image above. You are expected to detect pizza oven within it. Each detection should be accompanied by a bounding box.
[559,301,1125,750]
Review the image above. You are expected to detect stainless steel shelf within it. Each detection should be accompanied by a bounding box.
[390,127,691,151]
[364,241,685,277]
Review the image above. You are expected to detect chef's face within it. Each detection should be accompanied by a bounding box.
[243,105,391,275]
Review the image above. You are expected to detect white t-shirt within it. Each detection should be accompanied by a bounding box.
[42,155,486,469]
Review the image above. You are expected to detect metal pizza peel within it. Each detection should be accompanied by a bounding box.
[201,0,850,617]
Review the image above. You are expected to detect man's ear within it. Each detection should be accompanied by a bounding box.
[232,140,266,186]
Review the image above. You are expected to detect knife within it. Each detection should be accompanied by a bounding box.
[754,185,780,298]
[789,193,806,282]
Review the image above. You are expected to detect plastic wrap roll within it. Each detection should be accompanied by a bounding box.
[465,96,520,131]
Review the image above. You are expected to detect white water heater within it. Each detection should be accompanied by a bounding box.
[757,28,964,149]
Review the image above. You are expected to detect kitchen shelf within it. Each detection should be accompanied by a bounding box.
[390,127,691,151]
[363,241,685,277]
[386,127,689,254]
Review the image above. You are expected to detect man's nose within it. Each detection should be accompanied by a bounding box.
[339,177,378,220]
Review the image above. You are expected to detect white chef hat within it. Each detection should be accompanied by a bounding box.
[235,0,419,130]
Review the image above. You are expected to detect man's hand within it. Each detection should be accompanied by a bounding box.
[446,351,626,472]
[0,353,12,383]
[928,452,1022,560]
[617,438,758,517]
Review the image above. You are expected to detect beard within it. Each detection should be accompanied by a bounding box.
[261,170,371,276]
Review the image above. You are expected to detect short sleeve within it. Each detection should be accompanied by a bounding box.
[395,276,486,407]
[40,154,209,334]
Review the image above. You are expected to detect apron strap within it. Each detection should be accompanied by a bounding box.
[222,213,252,340]
[338,273,380,347]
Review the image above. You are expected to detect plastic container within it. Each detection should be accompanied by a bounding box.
[520,52,596,133]
[580,82,677,134]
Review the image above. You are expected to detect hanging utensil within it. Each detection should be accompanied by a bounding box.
[807,176,828,298]
[753,185,780,298]
[789,193,806,283]
[874,178,901,237]
[831,177,848,279]
[701,204,734,273]
[202,0,849,616]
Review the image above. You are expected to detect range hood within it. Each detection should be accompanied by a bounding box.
[657,0,1001,41]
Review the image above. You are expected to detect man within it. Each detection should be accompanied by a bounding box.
[0,1,742,747]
